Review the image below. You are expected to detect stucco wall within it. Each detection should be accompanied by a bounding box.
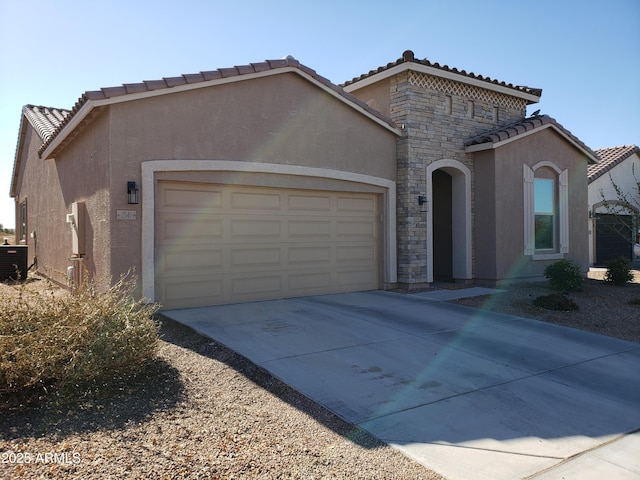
[476,128,590,284]
[104,72,397,285]
[349,79,392,117]
[109,73,397,177]
[13,112,111,286]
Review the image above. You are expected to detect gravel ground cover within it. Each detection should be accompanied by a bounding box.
[1,268,638,479]
[1,282,443,480]
[452,269,640,343]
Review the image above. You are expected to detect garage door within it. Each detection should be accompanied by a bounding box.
[595,213,633,265]
[155,182,381,308]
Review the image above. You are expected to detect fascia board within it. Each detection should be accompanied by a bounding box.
[10,116,29,197]
[344,63,541,104]
[40,100,96,160]
[343,64,409,92]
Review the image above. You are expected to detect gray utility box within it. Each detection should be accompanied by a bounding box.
[0,245,28,282]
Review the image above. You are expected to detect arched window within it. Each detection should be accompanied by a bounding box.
[524,162,568,258]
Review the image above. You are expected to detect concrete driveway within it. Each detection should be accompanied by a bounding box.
[163,290,640,480]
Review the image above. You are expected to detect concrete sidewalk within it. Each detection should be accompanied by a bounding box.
[163,290,640,480]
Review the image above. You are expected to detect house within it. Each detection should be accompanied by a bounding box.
[588,145,640,265]
[10,51,597,308]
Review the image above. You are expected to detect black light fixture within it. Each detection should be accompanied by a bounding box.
[418,195,427,206]
[127,181,139,204]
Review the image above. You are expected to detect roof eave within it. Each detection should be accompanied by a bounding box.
[344,62,541,105]
[40,100,97,160]
[465,123,599,163]
[9,115,29,198]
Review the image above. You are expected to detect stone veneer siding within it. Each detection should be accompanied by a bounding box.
[390,70,528,285]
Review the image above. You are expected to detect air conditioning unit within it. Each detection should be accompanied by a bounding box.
[0,245,28,282]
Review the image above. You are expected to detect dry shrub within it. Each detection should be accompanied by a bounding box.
[0,274,160,407]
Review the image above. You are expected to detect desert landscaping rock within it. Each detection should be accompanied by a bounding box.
[1,270,638,479]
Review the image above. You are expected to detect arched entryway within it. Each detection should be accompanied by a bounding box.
[426,160,472,284]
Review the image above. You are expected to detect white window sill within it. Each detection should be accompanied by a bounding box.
[532,252,563,261]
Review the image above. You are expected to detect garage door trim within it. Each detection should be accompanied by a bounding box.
[141,160,397,303]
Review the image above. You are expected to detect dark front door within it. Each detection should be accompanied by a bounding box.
[432,169,453,281]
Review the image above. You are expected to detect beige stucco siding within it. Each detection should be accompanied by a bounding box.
[348,79,392,118]
[108,73,396,179]
[474,128,589,284]
[104,72,397,287]
[13,113,112,286]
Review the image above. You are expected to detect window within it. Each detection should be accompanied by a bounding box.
[524,163,569,258]
[534,179,555,249]
[19,200,27,244]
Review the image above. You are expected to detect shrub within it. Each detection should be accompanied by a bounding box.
[0,274,160,407]
[604,257,634,285]
[533,293,579,311]
[543,259,584,293]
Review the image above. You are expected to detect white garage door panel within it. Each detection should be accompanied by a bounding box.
[156,182,380,308]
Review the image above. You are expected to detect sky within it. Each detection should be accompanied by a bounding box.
[0,0,638,229]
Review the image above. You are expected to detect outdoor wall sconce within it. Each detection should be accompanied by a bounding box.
[418,195,427,206]
[127,181,139,205]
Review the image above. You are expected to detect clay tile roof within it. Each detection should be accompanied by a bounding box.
[101,86,128,97]
[144,79,169,90]
[218,67,240,78]
[36,55,398,157]
[163,76,187,87]
[250,62,271,73]
[588,145,640,183]
[124,83,148,94]
[183,73,205,84]
[235,64,256,75]
[342,49,543,99]
[22,104,71,142]
[465,114,599,161]
[201,70,223,81]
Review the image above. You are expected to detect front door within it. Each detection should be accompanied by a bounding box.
[432,169,453,281]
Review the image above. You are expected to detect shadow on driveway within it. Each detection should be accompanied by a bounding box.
[162,290,640,480]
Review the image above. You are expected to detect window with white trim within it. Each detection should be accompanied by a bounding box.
[524,163,569,258]
[534,178,555,250]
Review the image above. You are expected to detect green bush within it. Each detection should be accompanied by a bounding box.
[0,274,160,407]
[604,257,634,285]
[533,293,579,311]
[543,259,584,293]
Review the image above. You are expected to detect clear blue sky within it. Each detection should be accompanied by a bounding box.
[1,0,638,229]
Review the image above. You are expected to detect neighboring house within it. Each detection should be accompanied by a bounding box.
[10,51,598,308]
[588,145,640,265]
